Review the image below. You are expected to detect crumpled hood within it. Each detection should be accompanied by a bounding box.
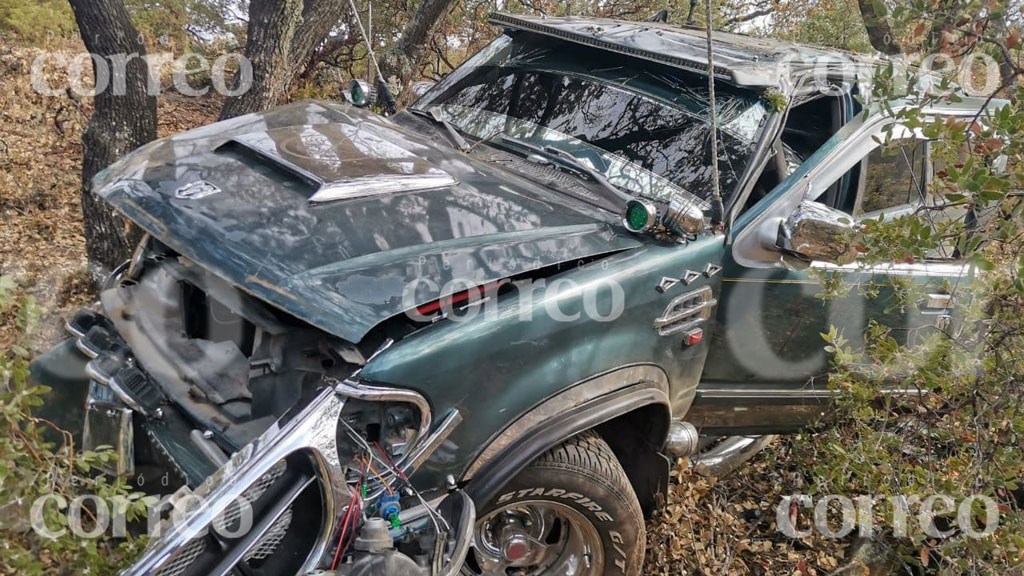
[95,100,640,343]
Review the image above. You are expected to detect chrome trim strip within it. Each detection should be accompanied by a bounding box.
[695,386,928,399]
[190,430,229,467]
[85,359,152,416]
[76,339,101,359]
[401,409,462,475]
[84,359,111,384]
[810,261,972,277]
[398,495,447,524]
[207,475,317,576]
[310,174,457,204]
[65,321,87,339]
[439,491,477,576]
[331,377,432,445]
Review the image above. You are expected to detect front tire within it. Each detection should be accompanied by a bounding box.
[464,431,645,576]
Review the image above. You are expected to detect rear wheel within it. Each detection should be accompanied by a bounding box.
[464,431,645,576]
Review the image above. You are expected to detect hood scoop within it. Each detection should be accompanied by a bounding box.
[218,124,457,203]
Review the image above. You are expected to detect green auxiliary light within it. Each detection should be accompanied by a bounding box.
[622,199,657,233]
[345,79,373,108]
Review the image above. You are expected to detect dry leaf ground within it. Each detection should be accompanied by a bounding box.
[0,40,857,576]
[0,40,221,353]
[646,442,853,575]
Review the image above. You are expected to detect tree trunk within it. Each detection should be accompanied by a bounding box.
[377,0,458,106]
[856,0,902,55]
[219,0,304,120]
[68,0,158,278]
[289,0,346,79]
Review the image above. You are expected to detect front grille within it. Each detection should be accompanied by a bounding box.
[153,537,206,576]
[213,460,287,533]
[245,508,293,562]
[121,390,343,576]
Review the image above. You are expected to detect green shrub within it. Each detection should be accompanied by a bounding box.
[0,0,76,42]
[801,48,1024,576]
[0,282,148,574]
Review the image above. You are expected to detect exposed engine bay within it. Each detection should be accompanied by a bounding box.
[123,383,474,576]
[63,236,474,575]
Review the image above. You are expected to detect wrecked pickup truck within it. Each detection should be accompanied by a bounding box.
[30,12,995,576]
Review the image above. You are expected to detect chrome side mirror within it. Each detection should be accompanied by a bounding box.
[344,79,374,107]
[776,200,859,265]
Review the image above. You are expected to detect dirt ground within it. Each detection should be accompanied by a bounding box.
[0,42,855,576]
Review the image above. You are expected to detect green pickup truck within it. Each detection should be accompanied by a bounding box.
[30,12,994,576]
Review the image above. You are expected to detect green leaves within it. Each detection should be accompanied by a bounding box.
[0,346,144,573]
[969,254,996,272]
[801,18,1024,567]
[0,276,16,313]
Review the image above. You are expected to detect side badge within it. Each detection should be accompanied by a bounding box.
[703,263,722,278]
[175,180,221,200]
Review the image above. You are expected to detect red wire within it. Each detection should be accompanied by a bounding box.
[330,456,370,570]
[373,441,409,483]
[330,494,356,570]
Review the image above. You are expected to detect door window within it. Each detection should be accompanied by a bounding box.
[811,137,929,217]
[855,138,928,215]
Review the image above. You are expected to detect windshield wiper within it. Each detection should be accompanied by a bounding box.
[409,106,470,152]
[493,135,633,206]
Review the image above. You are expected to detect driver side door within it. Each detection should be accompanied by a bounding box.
[688,111,972,435]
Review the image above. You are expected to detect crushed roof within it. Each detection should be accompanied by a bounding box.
[489,12,880,89]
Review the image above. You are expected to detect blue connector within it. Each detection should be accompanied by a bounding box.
[379,493,401,526]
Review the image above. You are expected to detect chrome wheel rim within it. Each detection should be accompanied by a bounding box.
[464,500,604,576]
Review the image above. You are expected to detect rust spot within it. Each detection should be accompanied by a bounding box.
[120,198,169,236]
[245,274,298,300]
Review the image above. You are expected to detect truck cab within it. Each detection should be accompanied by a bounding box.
[30,12,996,576]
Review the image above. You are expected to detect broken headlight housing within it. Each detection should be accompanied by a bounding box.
[124,380,472,576]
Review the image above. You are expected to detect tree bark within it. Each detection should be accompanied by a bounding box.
[289,0,346,79]
[219,0,304,120]
[377,0,458,106]
[686,0,698,25]
[68,0,158,277]
[856,0,902,55]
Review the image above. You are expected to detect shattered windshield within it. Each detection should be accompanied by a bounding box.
[414,34,770,207]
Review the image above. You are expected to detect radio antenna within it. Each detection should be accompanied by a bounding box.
[704,0,724,228]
